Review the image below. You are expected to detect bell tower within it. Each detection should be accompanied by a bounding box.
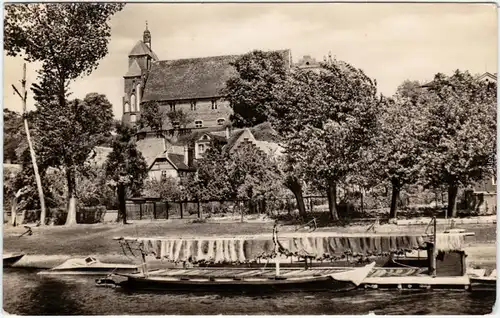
[143,21,151,49]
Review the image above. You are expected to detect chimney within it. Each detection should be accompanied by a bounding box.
[184,146,189,166]
[225,126,230,140]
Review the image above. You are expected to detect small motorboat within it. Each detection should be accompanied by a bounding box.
[117,262,376,293]
[3,253,25,268]
[38,256,139,276]
[469,269,497,292]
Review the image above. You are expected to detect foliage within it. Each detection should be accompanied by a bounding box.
[137,101,164,132]
[105,123,148,194]
[76,165,117,209]
[420,70,497,216]
[105,123,148,223]
[225,50,290,127]
[166,109,192,128]
[3,109,26,164]
[187,143,283,204]
[142,176,183,201]
[269,59,380,219]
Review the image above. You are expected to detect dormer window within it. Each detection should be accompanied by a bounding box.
[211,100,218,110]
[217,118,225,125]
[172,121,180,129]
[195,120,203,128]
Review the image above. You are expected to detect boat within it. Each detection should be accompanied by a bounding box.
[117,262,376,293]
[3,253,25,268]
[469,269,496,292]
[38,256,139,276]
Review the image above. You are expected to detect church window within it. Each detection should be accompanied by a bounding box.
[191,101,197,111]
[131,94,136,112]
[211,100,218,110]
[130,114,137,123]
[124,102,130,113]
[492,177,496,186]
[136,83,141,109]
[195,120,203,128]
[217,118,225,125]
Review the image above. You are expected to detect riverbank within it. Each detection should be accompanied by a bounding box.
[3,219,497,269]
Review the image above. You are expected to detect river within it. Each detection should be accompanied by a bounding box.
[2,268,496,315]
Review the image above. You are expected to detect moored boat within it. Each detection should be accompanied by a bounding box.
[469,270,497,292]
[3,253,25,268]
[118,262,376,293]
[38,256,139,276]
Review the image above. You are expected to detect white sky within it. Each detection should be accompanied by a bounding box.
[3,2,498,118]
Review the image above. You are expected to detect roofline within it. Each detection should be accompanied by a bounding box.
[142,94,227,103]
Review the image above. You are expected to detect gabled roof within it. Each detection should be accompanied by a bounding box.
[129,40,158,60]
[136,137,166,168]
[124,59,143,78]
[476,72,497,83]
[142,49,291,102]
[167,153,194,171]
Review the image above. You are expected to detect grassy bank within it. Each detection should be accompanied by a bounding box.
[3,220,496,269]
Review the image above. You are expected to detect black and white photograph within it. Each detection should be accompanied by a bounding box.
[1,1,497,315]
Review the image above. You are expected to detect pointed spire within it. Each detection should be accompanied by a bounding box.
[145,20,148,31]
[143,20,151,48]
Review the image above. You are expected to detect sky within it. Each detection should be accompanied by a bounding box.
[3,2,498,118]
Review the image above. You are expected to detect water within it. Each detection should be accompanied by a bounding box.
[2,269,496,315]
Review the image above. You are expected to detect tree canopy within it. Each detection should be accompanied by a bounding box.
[225,50,290,127]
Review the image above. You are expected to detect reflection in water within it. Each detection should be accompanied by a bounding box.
[2,269,496,315]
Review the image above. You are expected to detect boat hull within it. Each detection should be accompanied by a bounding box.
[3,254,25,268]
[120,275,357,293]
[38,268,139,276]
[470,278,497,292]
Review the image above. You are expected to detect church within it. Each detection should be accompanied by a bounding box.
[121,25,319,181]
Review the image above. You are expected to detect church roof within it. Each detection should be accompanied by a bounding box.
[142,49,291,102]
[129,40,158,60]
[124,59,143,78]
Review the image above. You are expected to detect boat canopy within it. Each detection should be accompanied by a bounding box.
[115,232,470,264]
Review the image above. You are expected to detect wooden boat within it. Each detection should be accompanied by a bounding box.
[469,270,496,292]
[3,253,25,268]
[117,262,376,293]
[38,256,139,276]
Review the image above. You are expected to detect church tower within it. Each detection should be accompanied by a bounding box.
[122,22,158,126]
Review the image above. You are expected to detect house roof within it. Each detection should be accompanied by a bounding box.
[167,153,194,171]
[124,59,143,78]
[136,137,166,168]
[129,40,158,60]
[142,49,291,102]
[422,71,497,88]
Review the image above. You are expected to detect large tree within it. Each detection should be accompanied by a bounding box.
[224,50,290,127]
[4,3,124,224]
[270,59,380,220]
[421,71,496,218]
[3,109,26,164]
[32,93,114,225]
[105,123,148,224]
[368,82,427,219]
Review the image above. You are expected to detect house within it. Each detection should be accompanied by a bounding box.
[121,24,292,131]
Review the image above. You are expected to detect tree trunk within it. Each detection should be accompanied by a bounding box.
[117,184,127,224]
[389,180,401,219]
[327,180,339,220]
[447,184,459,218]
[65,167,77,226]
[284,177,307,219]
[11,197,17,227]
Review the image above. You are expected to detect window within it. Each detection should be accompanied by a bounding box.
[195,120,203,128]
[172,121,180,129]
[130,114,137,123]
[161,170,167,180]
[124,102,130,113]
[198,144,205,153]
[169,103,176,111]
[217,118,225,125]
[191,101,197,111]
[131,94,136,112]
[211,100,218,110]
